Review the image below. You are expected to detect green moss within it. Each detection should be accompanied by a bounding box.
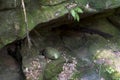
[70,71,82,80]
[38,74,44,80]
[44,57,65,80]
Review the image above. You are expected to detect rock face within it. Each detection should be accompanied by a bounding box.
[1,0,120,80]
[0,43,25,80]
[0,0,120,48]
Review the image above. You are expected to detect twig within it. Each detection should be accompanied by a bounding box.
[21,0,31,48]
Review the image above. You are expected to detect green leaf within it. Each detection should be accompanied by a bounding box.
[75,13,80,21]
[70,7,82,22]
[74,7,83,13]
[70,9,77,19]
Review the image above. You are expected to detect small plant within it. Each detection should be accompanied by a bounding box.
[106,66,115,74]
[99,65,120,80]
[70,7,83,22]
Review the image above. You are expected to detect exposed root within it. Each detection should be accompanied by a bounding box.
[21,0,32,48]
